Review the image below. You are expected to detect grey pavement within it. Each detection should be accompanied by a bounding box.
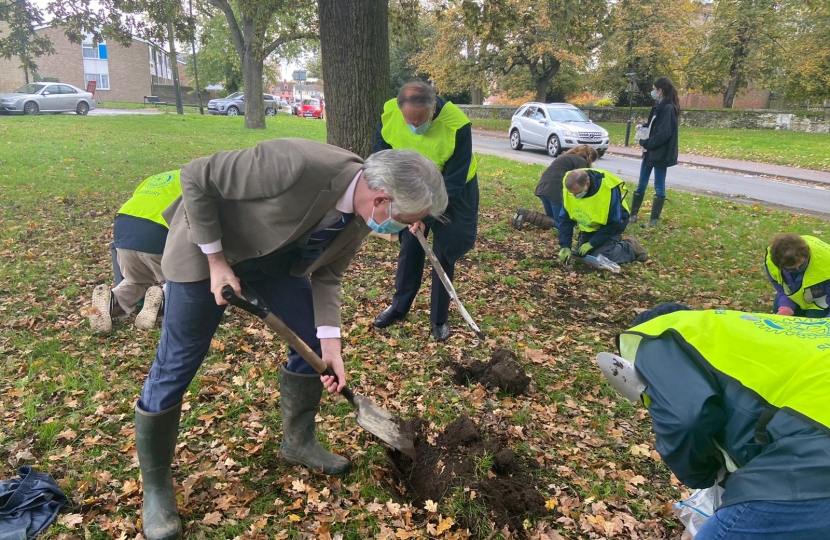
[472,130,830,217]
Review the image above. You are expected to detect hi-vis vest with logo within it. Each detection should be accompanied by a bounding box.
[116,170,182,229]
[562,169,629,232]
[380,99,477,181]
[765,235,830,310]
[619,309,830,434]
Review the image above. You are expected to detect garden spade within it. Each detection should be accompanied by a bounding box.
[221,286,416,459]
[414,229,485,340]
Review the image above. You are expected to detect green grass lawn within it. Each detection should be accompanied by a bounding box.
[1,113,827,538]
[471,118,830,170]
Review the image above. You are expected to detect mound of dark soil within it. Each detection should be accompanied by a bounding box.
[451,348,531,395]
[388,415,547,536]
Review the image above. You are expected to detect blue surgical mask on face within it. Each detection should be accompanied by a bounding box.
[408,121,431,135]
[368,204,407,234]
[651,90,660,100]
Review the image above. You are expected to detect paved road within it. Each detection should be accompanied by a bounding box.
[473,133,830,217]
[89,108,162,116]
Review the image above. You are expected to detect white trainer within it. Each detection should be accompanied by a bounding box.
[89,284,113,334]
[135,286,164,331]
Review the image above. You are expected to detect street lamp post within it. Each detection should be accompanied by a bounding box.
[624,72,637,147]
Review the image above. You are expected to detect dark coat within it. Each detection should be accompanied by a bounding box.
[639,100,678,168]
[535,154,588,203]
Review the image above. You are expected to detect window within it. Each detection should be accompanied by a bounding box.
[82,43,99,59]
[43,85,60,95]
[84,73,110,90]
[522,106,538,118]
[58,85,77,94]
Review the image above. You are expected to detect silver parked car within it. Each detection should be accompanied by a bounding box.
[509,102,609,157]
[0,83,96,115]
[207,92,279,116]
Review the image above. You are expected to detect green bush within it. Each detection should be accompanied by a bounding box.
[594,97,614,107]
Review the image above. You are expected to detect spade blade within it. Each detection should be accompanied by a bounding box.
[352,394,416,459]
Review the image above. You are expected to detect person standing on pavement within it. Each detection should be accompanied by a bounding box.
[630,77,680,228]
[372,80,479,342]
[512,145,598,231]
[557,169,648,266]
[133,138,447,540]
[88,170,181,335]
[765,233,830,318]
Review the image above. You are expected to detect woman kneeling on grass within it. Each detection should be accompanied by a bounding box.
[512,145,598,231]
[765,232,830,318]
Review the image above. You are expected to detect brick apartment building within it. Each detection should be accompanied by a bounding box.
[30,26,185,103]
[0,19,27,92]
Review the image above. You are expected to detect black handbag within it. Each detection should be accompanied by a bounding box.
[0,466,67,539]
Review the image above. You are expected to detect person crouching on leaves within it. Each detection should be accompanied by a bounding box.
[765,232,830,318]
[512,145,598,232]
[599,302,830,540]
[88,170,181,334]
[557,169,647,266]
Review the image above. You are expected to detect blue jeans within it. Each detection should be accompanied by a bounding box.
[138,261,321,413]
[636,159,667,196]
[697,498,830,540]
[538,196,562,229]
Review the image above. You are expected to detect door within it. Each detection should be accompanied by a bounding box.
[40,85,64,111]
[525,106,550,147]
[59,85,79,110]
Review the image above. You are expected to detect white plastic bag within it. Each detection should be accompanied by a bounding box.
[672,485,724,538]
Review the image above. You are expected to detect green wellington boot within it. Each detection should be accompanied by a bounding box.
[279,366,351,476]
[644,195,666,228]
[629,191,645,224]
[135,403,182,540]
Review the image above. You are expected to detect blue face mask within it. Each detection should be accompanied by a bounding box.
[368,204,407,234]
[407,121,431,135]
[650,90,660,100]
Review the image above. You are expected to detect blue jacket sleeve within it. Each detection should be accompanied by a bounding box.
[587,189,625,247]
[372,121,392,154]
[557,207,576,248]
[636,337,727,489]
[441,123,473,200]
[765,265,798,312]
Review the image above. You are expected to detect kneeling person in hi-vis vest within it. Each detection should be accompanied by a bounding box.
[88,170,181,334]
[765,232,830,318]
[557,169,647,266]
[598,302,830,540]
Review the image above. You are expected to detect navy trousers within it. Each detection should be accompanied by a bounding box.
[138,259,320,413]
[390,178,479,325]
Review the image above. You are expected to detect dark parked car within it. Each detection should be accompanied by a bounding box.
[0,83,95,115]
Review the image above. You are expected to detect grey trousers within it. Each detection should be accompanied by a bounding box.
[112,248,165,314]
[578,233,636,265]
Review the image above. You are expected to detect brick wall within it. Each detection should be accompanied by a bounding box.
[32,27,86,90]
[680,87,771,110]
[105,40,152,102]
[34,27,153,103]
[151,84,201,106]
[0,20,26,91]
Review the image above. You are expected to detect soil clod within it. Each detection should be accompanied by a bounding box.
[450,348,531,395]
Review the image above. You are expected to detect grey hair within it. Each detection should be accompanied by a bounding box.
[397,80,437,110]
[362,150,448,218]
[565,170,589,190]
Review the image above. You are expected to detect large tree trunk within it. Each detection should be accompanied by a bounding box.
[167,22,184,115]
[318,0,389,157]
[722,75,740,108]
[471,85,483,105]
[243,51,265,129]
[534,58,560,102]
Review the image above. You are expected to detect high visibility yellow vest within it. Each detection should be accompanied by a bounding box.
[562,169,629,232]
[380,99,477,181]
[619,309,830,433]
[117,170,182,229]
[765,235,830,310]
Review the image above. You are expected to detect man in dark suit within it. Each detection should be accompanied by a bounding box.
[372,80,479,342]
[135,138,447,540]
